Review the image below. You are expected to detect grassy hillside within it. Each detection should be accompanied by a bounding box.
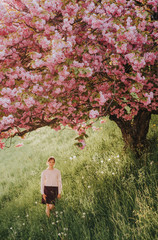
[0,115,158,240]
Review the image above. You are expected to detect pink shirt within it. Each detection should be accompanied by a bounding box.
[41,168,62,195]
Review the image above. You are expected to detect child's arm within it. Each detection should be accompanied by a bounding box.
[41,171,45,195]
[57,170,62,198]
[41,171,47,200]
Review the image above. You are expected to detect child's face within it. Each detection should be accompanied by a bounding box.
[48,159,55,167]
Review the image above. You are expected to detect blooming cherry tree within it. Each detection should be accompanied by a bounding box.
[0,0,157,154]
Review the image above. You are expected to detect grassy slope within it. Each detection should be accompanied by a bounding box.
[0,116,157,240]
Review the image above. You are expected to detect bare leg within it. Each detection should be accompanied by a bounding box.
[49,204,55,211]
[46,204,50,217]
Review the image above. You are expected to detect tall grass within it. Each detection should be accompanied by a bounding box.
[0,116,157,240]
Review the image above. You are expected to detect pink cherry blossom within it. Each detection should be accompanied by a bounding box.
[24,97,36,108]
[100,119,107,124]
[116,43,127,54]
[54,88,61,94]
[79,139,86,149]
[0,140,5,149]
[144,52,156,65]
[79,85,86,92]
[92,126,100,131]
[89,110,99,119]
[99,91,107,105]
[0,0,157,150]
[88,46,99,54]
[116,0,126,3]
[144,92,154,105]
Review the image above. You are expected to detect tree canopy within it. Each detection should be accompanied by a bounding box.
[0,0,157,150]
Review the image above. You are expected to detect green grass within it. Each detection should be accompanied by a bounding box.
[0,116,158,240]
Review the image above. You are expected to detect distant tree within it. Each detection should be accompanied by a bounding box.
[0,0,157,154]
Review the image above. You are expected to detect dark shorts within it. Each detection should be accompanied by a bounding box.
[41,186,58,205]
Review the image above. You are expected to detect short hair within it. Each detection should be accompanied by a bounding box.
[47,156,55,162]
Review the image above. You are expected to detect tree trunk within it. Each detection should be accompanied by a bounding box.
[109,110,152,157]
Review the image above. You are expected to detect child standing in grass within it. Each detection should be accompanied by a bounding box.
[41,156,62,217]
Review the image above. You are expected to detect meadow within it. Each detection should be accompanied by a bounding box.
[0,115,157,240]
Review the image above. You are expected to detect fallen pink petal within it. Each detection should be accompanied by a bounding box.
[15,143,24,147]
